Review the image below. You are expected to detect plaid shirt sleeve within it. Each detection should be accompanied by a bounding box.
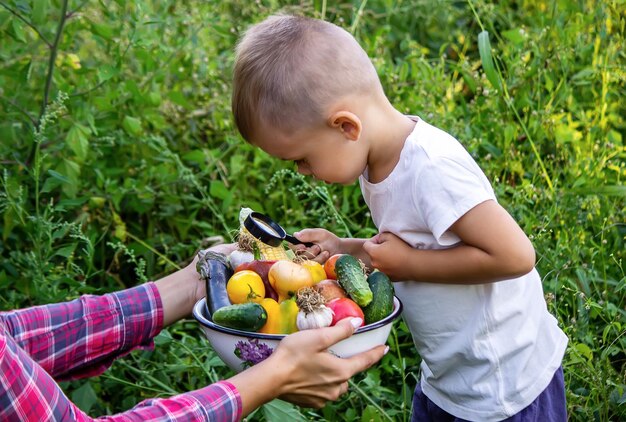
[0,283,243,421]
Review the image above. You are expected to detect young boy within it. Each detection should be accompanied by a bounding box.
[231,14,568,421]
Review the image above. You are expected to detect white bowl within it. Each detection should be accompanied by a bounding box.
[193,297,403,373]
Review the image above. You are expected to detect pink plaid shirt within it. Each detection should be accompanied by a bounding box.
[0,283,242,421]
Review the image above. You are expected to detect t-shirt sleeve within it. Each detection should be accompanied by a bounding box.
[414,156,496,245]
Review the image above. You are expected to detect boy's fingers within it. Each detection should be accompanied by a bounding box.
[363,238,377,255]
[294,229,317,243]
[375,232,393,243]
[292,242,323,260]
[315,250,330,263]
[363,234,383,252]
[294,228,331,242]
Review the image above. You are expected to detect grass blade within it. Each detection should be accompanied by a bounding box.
[478,30,501,91]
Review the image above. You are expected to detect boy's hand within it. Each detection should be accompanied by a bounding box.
[364,201,537,284]
[363,233,413,280]
[292,228,341,263]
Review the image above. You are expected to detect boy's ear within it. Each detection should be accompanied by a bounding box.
[328,111,361,141]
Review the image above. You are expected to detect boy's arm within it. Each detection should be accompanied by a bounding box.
[363,200,536,284]
[337,237,371,265]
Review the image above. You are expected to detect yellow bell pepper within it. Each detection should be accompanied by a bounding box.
[258,298,281,334]
[258,297,299,334]
[279,297,299,334]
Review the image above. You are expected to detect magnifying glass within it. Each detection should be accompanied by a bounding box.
[244,212,314,247]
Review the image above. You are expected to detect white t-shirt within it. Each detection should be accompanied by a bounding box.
[359,117,568,421]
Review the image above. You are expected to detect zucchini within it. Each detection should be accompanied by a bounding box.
[362,271,395,325]
[196,250,233,317]
[335,255,373,307]
[212,302,268,332]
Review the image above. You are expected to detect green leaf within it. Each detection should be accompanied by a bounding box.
[47,169,71,184]
[88,196,106,208]
[209,180,230,200]
[460,68,477,93]
[122,116,143,136]
[66,123,90,161]
[361,405,384,422]
[502,28,525,46]
[571,68,594,82]
[71,381,98,413]
[554,123,582,144]
[607,129,622,144]
[182,149,206,165]
[31,0,48,25]
[91,22,115,39]
[58,159,81,198]
[56,197,89,209]
[477,30,501,91]
[574,343,593,362]
[3,209,18,242]
[262,400,307,422]
[11,19,26,42]
[40,176,62,194]
[97,65,119,83]
[55,244,77,258]
[169,91,192,109]
[147,91,162,106]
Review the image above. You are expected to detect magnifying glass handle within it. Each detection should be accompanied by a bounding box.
[284,234,314,247]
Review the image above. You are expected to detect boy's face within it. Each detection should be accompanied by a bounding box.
[249,121,369,185]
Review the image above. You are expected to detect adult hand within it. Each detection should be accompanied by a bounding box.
[156,242,237,326]
[229,317,387,413]
[188,242,238,304]
[275,317,387,406]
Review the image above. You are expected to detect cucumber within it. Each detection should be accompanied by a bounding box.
[362,271,395,325]
[212,302,268,332]
[335,255,373,307]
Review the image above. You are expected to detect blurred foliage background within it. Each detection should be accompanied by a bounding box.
[1,0,625,420]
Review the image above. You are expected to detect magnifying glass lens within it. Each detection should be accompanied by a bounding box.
[253,217,281,236]
[244,211,314,247]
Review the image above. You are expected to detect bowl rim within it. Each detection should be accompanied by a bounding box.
[193,296,403,340]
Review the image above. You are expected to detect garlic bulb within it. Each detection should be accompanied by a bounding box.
[296,305,334,330]
[296,287,334,330]
[228,249,254,269]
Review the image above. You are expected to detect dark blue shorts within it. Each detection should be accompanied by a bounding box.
[411,366,567,422]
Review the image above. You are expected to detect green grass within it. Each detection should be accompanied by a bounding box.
[1,0,625,420]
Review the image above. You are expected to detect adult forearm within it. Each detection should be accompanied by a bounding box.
[154,263,202,327]
[1,284,161,379]
[227,359,284,416]
[156,244,238,327]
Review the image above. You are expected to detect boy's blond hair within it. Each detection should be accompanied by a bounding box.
[232,14,383,141]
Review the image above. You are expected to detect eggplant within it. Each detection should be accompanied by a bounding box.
[196,250,233,318]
